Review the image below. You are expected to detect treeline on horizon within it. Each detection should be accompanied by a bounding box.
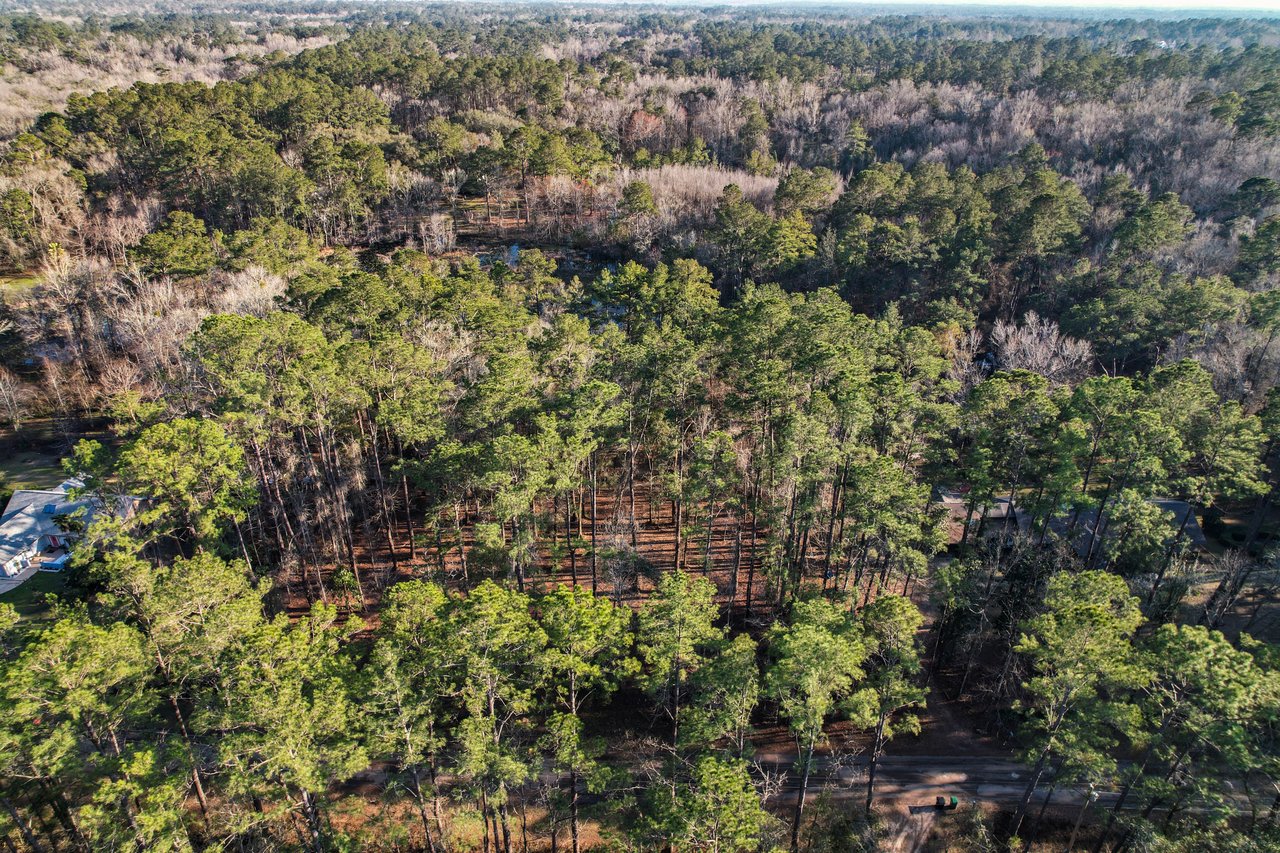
[0,3,1279,852]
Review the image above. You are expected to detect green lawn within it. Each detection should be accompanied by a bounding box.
[0,444,65,492]
[0,273,39,300]
[0,570,67,627]
[0,421,69,495]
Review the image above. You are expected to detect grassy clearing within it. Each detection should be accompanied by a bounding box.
[1,421,121,504]
[0,424,65,493]
[0,273,39,300]
[2,420,121,480]
[0,570,67,627]
[0,445,65,492]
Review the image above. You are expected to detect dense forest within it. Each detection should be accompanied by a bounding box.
[2,2,1280,851]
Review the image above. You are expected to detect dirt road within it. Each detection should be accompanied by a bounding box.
[759,754,1114,853]
[759,753,1119,809]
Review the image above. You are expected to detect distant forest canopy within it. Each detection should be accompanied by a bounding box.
[3,3,1280,852]
[2,1,1280,344]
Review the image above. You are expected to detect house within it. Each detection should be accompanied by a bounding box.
[0,478,106,581]
[936,487,1020,546]
[936,486,1209,556]
[1030,498,1208,558]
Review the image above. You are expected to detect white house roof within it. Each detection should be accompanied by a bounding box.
[2,478,82,517]
[0,480,101,567]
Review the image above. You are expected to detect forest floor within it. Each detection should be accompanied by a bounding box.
[296,478,776,619]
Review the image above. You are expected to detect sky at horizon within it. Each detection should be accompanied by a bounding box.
[648,0,1280,13]
[864,0,1280,9]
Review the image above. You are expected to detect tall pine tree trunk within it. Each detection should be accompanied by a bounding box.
[0,798,44,853]
[590,457,599,594]
[865,716,887,812]
[790,736,816,853]
[1011,742,1054,840]
[569,769,580,853]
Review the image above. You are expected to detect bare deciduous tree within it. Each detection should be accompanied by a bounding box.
[991,311,1094,386]
[1201,549,1262,630]
[214,267,288,318]
[943,326,987,402]
[0,366,31,429]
